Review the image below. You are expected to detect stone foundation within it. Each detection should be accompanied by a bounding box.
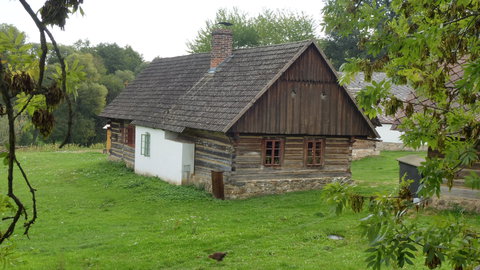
[352,139,380,160]
[223,177,352,199]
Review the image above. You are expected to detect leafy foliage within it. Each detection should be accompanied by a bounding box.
[322,0,480,268]
[93,43,143,74]
[187,8,317,53]
[1,25,144,146]
[323,181,480,270]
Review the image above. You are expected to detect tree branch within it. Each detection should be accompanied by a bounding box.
[14,158,37,237]
[13,94,34,120]
[18,0,73,148]
[0,60,25,245]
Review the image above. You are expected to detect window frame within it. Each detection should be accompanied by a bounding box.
[304,138,325,167]
[140,132,150,157]
[262,138,284,167]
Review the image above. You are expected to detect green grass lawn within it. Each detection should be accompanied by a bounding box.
[351,151,426,194]
[1,150,478,269]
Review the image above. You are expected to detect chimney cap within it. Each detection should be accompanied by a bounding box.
[218,22,233,26]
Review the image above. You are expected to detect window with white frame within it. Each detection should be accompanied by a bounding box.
[140,132,150,157]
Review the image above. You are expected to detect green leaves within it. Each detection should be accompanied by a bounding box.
[465,171,480,190]
[0,25,36,72]
[322,182,353,215]
[187,8,317,53]
[356,79,391,119]
[53,57,86,99]
[322,0,480,269]
[0,151,8,166]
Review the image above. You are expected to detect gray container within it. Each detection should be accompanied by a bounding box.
[397,155,425,198]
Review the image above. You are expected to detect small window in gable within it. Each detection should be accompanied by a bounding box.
[263,139,283,166]
[124,125,135,147]
[141,132,150,157]
[305,139,325,167]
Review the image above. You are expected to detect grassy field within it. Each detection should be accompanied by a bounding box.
[1,150,478,269]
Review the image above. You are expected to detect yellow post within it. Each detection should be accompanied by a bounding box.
[106,128,111,153]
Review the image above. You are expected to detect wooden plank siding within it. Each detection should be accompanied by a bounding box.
[109,119,135,168]
[230,45,374,137]
[177,129,352,198]
[230,135,352,182]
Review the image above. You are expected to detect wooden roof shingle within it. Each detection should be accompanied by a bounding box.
[101,40,378,137]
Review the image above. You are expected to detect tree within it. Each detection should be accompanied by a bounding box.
[320,0,397,69]
[94,43,143,74]
[48,82,107,145]
[187,8,317,53]
[101,70,134,104]
[319,32,365,70]
[9,40,142,146]
[0,0,83,246]
[322,0,480,269]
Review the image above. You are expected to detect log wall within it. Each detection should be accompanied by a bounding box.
[110,119,135,168]
[180,128,235,192]
[177,130,353,198]
[225,135,352,198]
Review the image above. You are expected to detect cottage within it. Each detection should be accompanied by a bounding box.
[100,29,379,199]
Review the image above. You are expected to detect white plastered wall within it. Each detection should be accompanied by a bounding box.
[135,126,194,185]
[376,124,403,143]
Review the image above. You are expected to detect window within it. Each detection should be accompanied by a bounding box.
[124,125,135,147]
[263,139,283,166]
[305,139,325,166]
[141,132,150,157]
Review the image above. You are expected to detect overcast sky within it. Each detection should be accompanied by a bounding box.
[2,0,325,61]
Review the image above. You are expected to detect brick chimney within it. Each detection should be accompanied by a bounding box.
[210,28,233,70]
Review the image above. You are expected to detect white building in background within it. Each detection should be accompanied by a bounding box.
[375,124,403,143]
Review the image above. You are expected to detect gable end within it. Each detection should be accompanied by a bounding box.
[230,44,378,138]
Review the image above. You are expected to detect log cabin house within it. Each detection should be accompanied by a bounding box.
[100,29,379,199]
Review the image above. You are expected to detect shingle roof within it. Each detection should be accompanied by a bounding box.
[100,53,211,124]
[343,72,414,124]
[155,41,311,132]
[101,41,311,132]
[344,72,413,101]
[101,40,377,137]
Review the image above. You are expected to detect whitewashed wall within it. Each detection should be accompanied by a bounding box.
[135,126,194,185]
[376,124,403,143]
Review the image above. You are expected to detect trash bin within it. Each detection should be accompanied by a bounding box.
[397,155,425,198]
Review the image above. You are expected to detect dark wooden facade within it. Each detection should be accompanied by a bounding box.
[231,46,375,137]
[176,128,353,198]
[230,135,351,178]
[110,119,135,168]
